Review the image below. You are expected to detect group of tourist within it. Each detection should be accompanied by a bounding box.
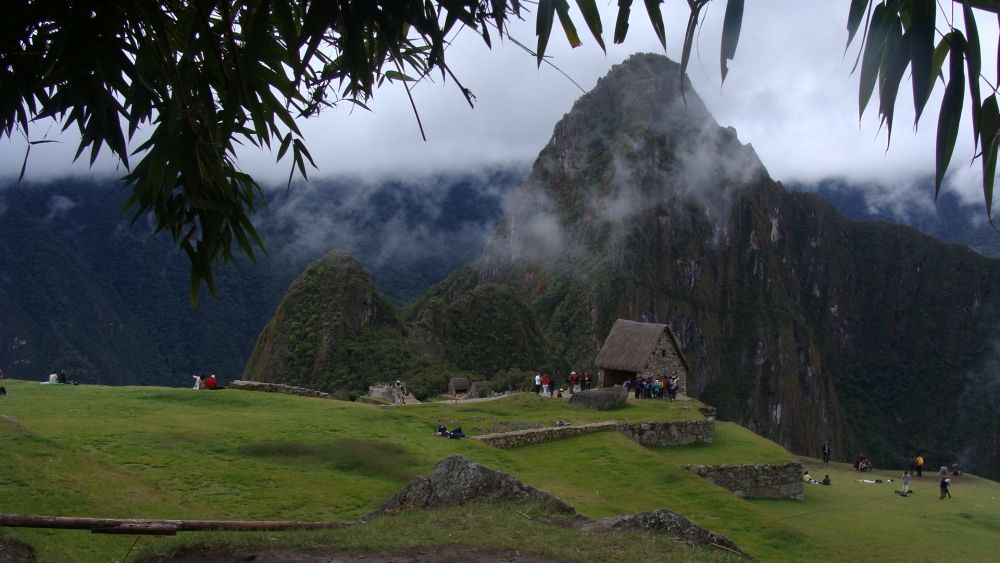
[192,373,220,390]
[625,374,680,400]
[853,453,873,472]
[567,371,592,392]
[40,370,75,385]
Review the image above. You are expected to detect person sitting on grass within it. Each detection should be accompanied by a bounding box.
[0,386,6,396]
[822,475,831,485]
[192,374,206,390]
[205,375,218,390]
[434,425,467,439]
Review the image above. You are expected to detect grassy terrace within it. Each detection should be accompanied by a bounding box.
[0,380,998,563]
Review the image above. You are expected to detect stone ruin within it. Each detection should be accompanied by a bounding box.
[228,380,329,398]
[567,384,628,410]
[363,381,415,405]
[447,378,470,395]
[687,462,805,500]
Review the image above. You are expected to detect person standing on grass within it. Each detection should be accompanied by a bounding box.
[535,373,542,395]
[916,455,925,477]
[940,477,952,499]
[822,442,831,464]
[624,378,632,396]
[541,375,549,396]
[901,471,911,494]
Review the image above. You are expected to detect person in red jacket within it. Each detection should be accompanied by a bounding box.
[205,375,218,389]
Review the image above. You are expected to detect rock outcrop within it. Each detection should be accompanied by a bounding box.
[580,509,753,559]
[567,385,627,410]
[361,455,575,522]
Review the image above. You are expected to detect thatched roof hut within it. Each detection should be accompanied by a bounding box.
[594,320,689,391]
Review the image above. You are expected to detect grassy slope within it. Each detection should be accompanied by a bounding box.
[0,381,997,563]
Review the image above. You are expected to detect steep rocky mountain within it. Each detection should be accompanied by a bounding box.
[405,53,1000,479]
[0,170,521,385]
[243,251,459,399]
[792,179,1000,259]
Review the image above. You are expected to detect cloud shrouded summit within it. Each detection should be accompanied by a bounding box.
[483,54,766,273]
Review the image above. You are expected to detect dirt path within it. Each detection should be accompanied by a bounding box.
[141,545,578,563]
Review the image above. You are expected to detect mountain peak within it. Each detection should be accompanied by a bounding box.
[482,53,766,273]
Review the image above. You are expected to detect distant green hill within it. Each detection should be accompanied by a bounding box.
[243,251,462,399]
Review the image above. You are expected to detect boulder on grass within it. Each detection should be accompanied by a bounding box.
[361,455,575,521]
[581,509,754,559]
[567,385,628,410]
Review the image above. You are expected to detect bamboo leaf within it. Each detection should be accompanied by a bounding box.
[963,2,982,149]
[936,33,966,196]
[555,0,582,48]
[980,94,1000,217]
[720,0,744,84]
[847,0,870,49]
[877,23,909,143]
[643,0,666,51]
[574,0,606,52]
[680,3,702,100]
[536,0,557,65]
[614,0,633,44]
[929,33,952,91]
[858,2,887,120]
[909,0,935,124]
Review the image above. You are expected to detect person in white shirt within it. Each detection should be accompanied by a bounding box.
[534,374,542,395]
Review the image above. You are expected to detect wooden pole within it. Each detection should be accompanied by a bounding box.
[0,514,352,536]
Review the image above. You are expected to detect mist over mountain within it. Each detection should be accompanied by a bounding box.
[0,168,524,385]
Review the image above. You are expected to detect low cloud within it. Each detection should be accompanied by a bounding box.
[261,168,525,275]
[44,195,77,222]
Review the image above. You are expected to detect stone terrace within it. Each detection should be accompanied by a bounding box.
[475,419,714,449]
[687,462,805,500]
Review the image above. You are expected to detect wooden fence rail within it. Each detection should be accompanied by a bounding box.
[0,514,352,536]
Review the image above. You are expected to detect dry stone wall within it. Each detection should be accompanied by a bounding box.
[228,380,330,398]
[618,419,713,446]
[687,463,805,500]
[476,419,714,448]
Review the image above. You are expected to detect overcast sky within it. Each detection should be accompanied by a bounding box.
[2,0,998,208]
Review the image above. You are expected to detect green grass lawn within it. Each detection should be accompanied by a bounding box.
[0,380,998,563]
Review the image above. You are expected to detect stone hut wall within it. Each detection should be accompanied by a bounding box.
[686,462,805,500]
[476,419,714,448]
[617,419,713,446]
[228,380,329,398]
[640,332,687,394]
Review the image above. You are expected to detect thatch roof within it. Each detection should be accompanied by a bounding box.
[594,320,689,373]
